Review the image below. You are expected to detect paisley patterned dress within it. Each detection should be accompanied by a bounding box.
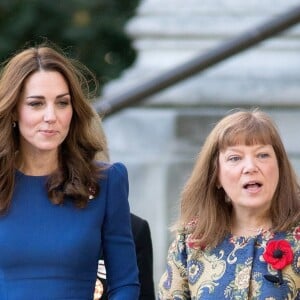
[158,225,300,300]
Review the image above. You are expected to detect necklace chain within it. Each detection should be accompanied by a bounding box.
[231,224,271,236]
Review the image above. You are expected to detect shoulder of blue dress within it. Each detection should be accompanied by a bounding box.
[94,161,128,177]
[110,162,127,175]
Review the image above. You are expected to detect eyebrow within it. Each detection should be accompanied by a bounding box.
[26,92,70,99]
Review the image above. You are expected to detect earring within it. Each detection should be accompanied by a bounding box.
[12,121,16,128]
[225,195,231,203]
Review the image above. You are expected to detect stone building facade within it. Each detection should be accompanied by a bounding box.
[99,0,300,287]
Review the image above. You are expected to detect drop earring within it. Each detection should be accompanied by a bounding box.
[225,195,231,203]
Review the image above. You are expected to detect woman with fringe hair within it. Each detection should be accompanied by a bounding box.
[159,109,300,299]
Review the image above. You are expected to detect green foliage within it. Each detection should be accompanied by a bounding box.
[0,0,140,95]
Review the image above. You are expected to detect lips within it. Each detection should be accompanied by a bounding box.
[243,181,262,190]
[39,129,59,136]
[39,129,58,133]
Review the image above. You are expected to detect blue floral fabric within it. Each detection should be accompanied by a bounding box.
[158,225,300,299]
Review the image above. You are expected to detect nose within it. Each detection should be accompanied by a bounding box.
[243,156,258,174]
[43,105,57,123]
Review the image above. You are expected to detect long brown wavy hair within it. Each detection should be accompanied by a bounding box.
[0,43,107,213]
[179,109,300,247]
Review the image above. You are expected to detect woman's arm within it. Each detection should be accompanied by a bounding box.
[102,162,140,299]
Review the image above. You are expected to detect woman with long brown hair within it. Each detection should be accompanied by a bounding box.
[159,109,300,299]
[0,43,139,299]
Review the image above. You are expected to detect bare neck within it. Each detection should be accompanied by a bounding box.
[16,150,59,176]
[231,210,272,237]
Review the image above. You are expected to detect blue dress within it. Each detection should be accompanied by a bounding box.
[0,162,139,299]
[159,223,300,299]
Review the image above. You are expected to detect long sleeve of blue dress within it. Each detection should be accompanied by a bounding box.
[101,162,140,299]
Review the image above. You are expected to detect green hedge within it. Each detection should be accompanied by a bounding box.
[0,0,140,95]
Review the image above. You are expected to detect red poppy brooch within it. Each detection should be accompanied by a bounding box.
[263,239,294,285]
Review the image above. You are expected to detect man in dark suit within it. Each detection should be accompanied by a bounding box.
[95,213,155,300]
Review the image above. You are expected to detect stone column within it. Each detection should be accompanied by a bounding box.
[101,0,300,286]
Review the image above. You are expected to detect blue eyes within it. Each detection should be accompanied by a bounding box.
[227,153,270,162]
[228,156,240,162]
[258,153,269,159]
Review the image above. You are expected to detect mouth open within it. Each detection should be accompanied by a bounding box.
[243,182,262,190]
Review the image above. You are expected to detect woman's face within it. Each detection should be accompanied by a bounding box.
[218,144,279,214]
[17,70,73,154]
